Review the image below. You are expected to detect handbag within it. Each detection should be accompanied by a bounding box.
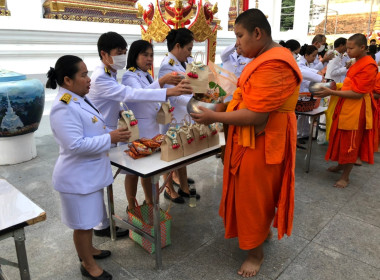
[127,201,172,254]
[160,120,184,162]
[206,123,220,147]
[156,100,174,125]
[192,123,209,151]
[185,51,209,94]
[118,103,139,142]
[178,115,197,156]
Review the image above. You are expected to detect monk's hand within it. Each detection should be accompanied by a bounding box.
[313,86,331,98]
[190,106,215,125]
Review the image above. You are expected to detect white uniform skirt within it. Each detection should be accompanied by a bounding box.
[59,189,106,230]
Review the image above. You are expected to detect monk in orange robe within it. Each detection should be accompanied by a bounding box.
[373,72,380,151]
[314,33,378,188]
[191,9,301,278]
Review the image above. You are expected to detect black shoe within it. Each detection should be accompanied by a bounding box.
[296,144,306,150]
[173,177,195,187]
[178,188,200,199]
[164,190,185,204]
[79,250,111,262]
[80,265,112,280]
[297,139,306,144]
[94,226,129,238]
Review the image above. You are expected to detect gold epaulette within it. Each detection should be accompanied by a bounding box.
[104,67,111,77]
[147,68,152,75]
[59,93,72,104]
[169,59,175,66]
[128,67,136,72]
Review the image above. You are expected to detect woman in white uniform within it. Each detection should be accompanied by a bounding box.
[48,55,130,280]
[297,44,324,147]
[122,39,184,207]
[158,28,201,203]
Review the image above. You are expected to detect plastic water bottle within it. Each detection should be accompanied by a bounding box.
[189,186,196,208]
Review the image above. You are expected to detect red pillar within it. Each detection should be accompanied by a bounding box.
[243,0,249,11]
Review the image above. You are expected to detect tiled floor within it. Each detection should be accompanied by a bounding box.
[1,117,379,280]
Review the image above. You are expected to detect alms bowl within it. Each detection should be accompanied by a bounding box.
[187,97,218,114]
[309,81,336,94]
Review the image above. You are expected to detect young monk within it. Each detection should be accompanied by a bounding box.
[191,9,301,278]
[373,71,380,152]
[314,33,378,188]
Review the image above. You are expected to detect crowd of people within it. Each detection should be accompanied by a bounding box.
[46,7,379,280]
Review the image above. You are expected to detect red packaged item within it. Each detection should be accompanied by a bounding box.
[132,141,153,155]
[152,134,165,145]
[139,137,161,148]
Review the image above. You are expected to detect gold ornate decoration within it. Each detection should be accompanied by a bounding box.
[228,0,237,31]
[140,0,218,63]
[0,0,11,16]
[43,0,143,25]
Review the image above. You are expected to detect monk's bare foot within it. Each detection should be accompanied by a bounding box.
[266,230,273,242]
[327,165,343,173]
[334,179,349,188]
[354,159,362,166]
[238,246,264,278]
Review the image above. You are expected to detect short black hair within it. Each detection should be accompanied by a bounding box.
[97,32,127,59]
[166,28,194,52]
[370,39,376,43]
[46,55,83,89]
[299,44,318,56]
[348,33,367,49]
[235,8,271,37]
[127,40,153,69]
[368,44,377,55]
[312,34,325,45]
[334,37,347,49]
[280,39,300,52]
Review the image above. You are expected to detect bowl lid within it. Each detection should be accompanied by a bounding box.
[0,70,26,82]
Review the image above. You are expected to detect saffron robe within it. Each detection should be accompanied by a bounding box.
[325,55,377,164]
[373,72,380,152]
[220,47,302,249]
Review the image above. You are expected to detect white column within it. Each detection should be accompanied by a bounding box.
[293,0,311,41]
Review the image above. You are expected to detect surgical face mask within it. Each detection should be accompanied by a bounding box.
[318,44,325,52]
[292,53,299,60]
[110,54,126,70]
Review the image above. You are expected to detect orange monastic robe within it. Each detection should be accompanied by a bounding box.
[220,47,302,250]
[373,72,380,152]
[325,56,378,164]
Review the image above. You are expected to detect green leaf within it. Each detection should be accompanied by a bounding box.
[209,81,227,96]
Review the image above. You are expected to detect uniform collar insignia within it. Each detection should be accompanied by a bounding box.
[59,93,72,104]
[104,67,112,76]
[128,67,136,72]
[169,59,175,66]
[92,116,98,123]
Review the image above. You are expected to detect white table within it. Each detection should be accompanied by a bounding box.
[0,179,46,280]
[296,107,326,173]
[107,133,225,269]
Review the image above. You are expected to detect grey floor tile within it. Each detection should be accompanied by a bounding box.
[292,198,337,240]
[340,190,380,227]
[207,228,309,279]
[277,242,380,280]
[314,214,380,268]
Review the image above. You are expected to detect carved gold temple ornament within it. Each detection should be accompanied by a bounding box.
[365,9,380,45]
[0,0,11,16]
[43,0,143,25]
[139,0,219,64]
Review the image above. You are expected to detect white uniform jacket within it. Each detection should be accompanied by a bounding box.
[220,44,252,77]
[158,53,192,124]
[311,55,327,71]
[298,56,323,93]
[87,62,167,130]
[122,68,161,138]
[325,52,348,83]
[50,87,113,195]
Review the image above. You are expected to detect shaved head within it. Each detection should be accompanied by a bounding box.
[348,33,367,48]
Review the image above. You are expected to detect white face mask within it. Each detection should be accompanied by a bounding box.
[110,54,126,70]
[292,53,299,60]
[318,45,325,52]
